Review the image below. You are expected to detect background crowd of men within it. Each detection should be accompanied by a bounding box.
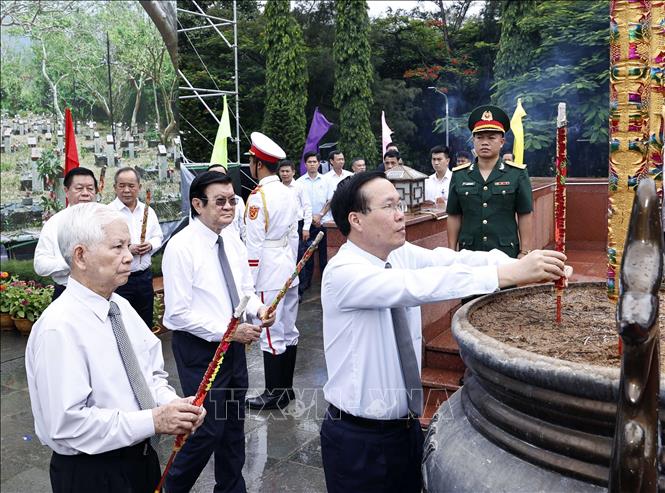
[26,105,569,493]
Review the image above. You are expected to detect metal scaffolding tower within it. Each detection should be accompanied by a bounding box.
[176,0,242,167]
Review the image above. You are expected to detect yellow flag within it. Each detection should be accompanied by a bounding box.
[510,98,527,165]
[210,95,231,167]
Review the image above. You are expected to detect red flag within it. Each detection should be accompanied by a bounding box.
[63,108,80,176]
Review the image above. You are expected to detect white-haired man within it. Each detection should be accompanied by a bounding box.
[25,202,205,493]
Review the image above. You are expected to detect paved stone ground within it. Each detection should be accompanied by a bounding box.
[0,286,328,493]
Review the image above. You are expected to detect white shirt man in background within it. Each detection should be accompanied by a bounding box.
[34,167,98,300]
[109,167,163,329]
[424,145,452,208]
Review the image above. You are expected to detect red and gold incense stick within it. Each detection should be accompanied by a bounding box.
[140,189,152,243]
[154,296,250,493]
[554,103,568,323]
[98,166,106,194]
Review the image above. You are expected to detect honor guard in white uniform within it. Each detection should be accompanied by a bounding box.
[244,132,300,410]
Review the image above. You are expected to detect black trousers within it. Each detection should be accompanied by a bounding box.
[166,331,247,493]
[320,405,424,493]
[115,268,154,329]
[52,283,66,302]
[298,224,327,294]
[50,440,160,493]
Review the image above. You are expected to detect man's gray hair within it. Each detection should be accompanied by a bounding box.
[58,203,126,266]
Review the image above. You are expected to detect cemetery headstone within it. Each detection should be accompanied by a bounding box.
[94,132,101,154]
[3,128,11,153]
[31,148,43,192]
[105,134,115,167]
[157,144,168,180]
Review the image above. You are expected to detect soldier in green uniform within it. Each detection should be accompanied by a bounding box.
[446,105,534,258]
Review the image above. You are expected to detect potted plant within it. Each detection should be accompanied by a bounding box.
[0,272,14,330]
[7,280,53,335]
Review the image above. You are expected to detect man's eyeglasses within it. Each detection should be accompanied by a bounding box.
[200,196,238,208]
[365,200,407,214]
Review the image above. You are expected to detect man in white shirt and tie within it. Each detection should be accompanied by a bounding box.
[162,171,274,493]
[296,151,330,296]
[26,202,205,493]
[33,167,98,300]
[423,145,452,208]
[109,167,163,329]
[320,150,353,223]
[207,163,247,241]
[320,171,572,493]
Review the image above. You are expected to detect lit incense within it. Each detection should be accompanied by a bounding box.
[554,103,567,323]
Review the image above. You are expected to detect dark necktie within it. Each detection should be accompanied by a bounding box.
[217,236,240,310]
[108,300,159,449]
[385,262,423,417]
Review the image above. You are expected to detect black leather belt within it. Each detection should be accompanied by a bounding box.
[327,404,415,430]
[53,439,153,460]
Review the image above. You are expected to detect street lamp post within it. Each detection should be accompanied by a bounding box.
[428,86,449,147]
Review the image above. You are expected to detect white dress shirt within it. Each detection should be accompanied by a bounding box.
[108,198,163,272]
[425,170,452,203]
[162,218,264,342]
[286,180,312,231]
[323,169,353,222]
[321,240,515,420]
[296,173,329,219]
[33,208,70,286]
[25,277,178,455]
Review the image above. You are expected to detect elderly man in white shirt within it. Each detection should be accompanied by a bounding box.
[25,202,205,493]
[320,171,572,493]
[424,145,452,208]
[162,171,274,492]
[207,163,247,241]
[33,167,98,300]
[109,167,163,328]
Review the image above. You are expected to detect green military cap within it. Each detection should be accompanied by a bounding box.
[468,105,510,135]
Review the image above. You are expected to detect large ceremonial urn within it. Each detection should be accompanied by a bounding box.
[422,181,664,492]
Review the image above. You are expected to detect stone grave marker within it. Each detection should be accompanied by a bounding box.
[3,128,11,153]
[31,148,43,192]
[106,134,115,167]
[57,130,63,151]
[127,135,135,159]
[27,136,37,148]
[157,144,168,180]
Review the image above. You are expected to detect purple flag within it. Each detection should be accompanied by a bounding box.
[300,107,333,175]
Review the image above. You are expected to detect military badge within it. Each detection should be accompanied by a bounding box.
[495,181,511,186]
[481,110,493,121]
[248,205,260,220]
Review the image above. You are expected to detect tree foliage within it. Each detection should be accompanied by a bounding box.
[262,0,308,160]
[0,1,175,141]
[333,0,377,165]
[493,0,608,176]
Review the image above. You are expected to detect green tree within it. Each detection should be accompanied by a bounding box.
[262,0,308,160]
[493,0,608,176]
[333,0,377,165]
